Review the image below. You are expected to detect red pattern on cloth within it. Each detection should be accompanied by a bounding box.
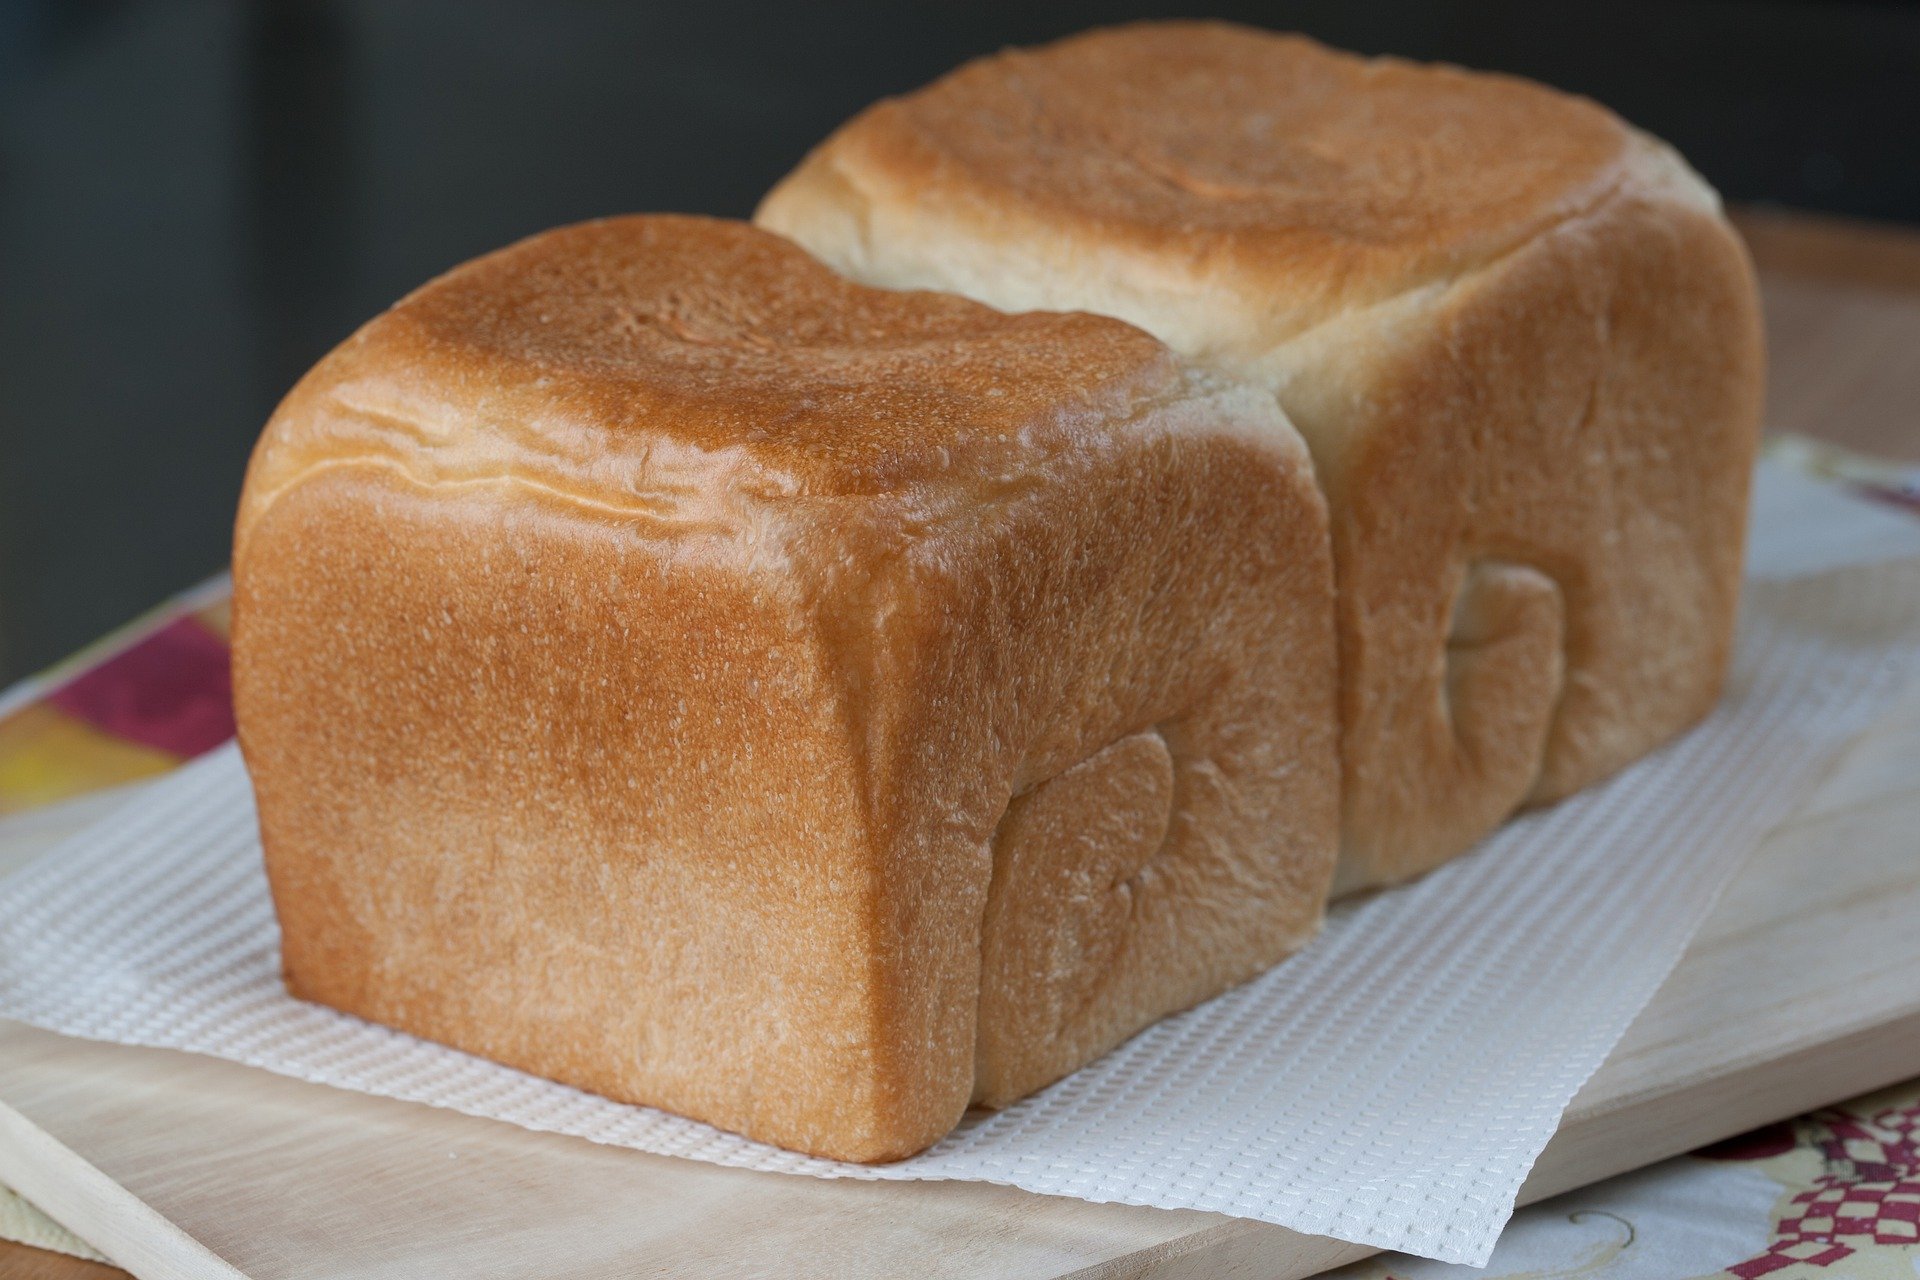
[46,616,234,757]
[1726,1100,1920,1276]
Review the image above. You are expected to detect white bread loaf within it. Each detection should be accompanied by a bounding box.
[233,214,1338,1161]
[757,21,1767,889]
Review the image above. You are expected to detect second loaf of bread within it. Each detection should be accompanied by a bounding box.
[758,21,1768,891]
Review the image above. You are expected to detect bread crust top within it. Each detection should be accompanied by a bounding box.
[240,214,1211,530]
[760,21,1707,339]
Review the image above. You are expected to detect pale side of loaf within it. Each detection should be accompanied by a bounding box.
[756,21,1767,890]
[232,215,1338,1162]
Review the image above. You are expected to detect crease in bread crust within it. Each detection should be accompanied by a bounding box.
[243,455,743,529]
[238,361,1300,561]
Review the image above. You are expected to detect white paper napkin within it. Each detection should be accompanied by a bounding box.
[2,465,1917,1265]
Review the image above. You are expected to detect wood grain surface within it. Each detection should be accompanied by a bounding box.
[1732,208,1920,463]
[0,1245,131,1280]
[1,207,1916,1280]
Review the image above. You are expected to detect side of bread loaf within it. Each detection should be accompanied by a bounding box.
[756,22,1766,888]
[234,215,1337,1160]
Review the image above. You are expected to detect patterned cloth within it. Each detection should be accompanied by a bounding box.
[0,577,231,816]
[0,438,1915,1274]
[1340,1084,1920,1280]
[1731,1092,1920,1275]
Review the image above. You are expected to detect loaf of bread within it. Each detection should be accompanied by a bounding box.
[757,22,1767,890]
[232,214,1337,1161]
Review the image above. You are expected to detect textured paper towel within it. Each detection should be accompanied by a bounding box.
[2,557,1918,1267]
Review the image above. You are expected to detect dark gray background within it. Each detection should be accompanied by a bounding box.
[3,0,1916,681]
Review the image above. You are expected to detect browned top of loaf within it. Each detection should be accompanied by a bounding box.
[800,21,1640,314]
[249,214,1186,503]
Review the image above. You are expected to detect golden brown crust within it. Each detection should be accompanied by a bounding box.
[758,22,1766,888]
[239,213,1188,525]
[759,21,1643,341]
[234,214,1338,1161]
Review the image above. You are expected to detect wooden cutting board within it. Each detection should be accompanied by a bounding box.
[0,673,1916,1280]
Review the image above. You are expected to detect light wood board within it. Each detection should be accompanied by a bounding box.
[0,675,1916,1280]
